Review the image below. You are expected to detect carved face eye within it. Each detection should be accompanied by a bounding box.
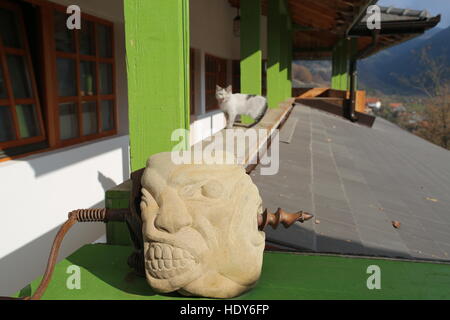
[201,180,223,199]
[179,185,197,198]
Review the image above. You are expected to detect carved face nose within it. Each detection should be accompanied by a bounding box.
[154,187,192,233]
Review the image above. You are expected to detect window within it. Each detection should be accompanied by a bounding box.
[205,53,227,112]
[53,8,115,144]
[0,2,45,149]
[0,0,116,160]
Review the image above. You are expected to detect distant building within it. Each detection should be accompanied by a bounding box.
[366,97,382,110]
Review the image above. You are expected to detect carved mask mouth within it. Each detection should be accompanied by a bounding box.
[146,243,198,280]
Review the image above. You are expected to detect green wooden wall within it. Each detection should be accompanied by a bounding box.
[124,0,190,172]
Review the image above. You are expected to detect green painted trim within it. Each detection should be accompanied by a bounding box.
[19,244,450,300]
[124,0,190,171]
[267,0,281,108]
[240,0,262,124]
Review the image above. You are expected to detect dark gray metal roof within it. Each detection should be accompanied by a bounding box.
[251,105,450,262]
[351,5,441,38]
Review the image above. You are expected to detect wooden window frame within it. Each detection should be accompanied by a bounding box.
[204,53,227,112]
[50,4,117,148]
[0,0,117,161]
[0,0,46,150]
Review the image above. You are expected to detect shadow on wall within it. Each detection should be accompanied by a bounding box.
[0,170,126,296]
[98,171,118,191]
[4,136,131,180]
[0,200,106,296]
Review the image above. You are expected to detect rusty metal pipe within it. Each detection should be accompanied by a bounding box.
[258,208,314,231]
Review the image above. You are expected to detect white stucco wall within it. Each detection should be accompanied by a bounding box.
[0,135,130,295]
[0,0,130,295]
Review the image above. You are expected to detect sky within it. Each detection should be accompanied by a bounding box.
[378,0,450,28]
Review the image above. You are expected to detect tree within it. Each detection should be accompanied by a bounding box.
[395,48,450,150]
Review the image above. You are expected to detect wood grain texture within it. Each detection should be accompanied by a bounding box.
[124,0,190,171]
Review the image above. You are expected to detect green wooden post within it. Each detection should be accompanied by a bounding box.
[350,38,358,90]
[279,12,288,101]
[340,39,350,91]
[338,41,345,90]
[124,0,190,172]
[332,39,350,91]
[331,44,339,90]
[107,0,190,245]
[287,16,293,98]
[240,0,261,124]
[267,0,281,108]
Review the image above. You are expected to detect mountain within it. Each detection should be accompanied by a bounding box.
[292,60,331,88]
[358,26,449,95]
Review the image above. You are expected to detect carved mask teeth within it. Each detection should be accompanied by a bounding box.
[146,243,196,279]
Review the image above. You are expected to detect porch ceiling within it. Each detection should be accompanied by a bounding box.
[229,0,375,59]
[229,0,441,60]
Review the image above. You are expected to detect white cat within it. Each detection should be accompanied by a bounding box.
[216,85,268,129]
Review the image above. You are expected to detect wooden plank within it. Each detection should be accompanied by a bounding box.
[279,116,298,144]
[355,90,366,113]
[296,88,329,98]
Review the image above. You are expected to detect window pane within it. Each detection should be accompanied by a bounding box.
[7,55,32,99]
[80,19,95,56]
[100,100,114,132]
[0,63,7,99]
[97,24,112,58]
[0,107,15,142]
[15,104,40,139]
[54,11,74,52]
[59,103,78,140]
[99,63,113,94]
[57,58,77,97]
[0,8,22,48]
[80,61,96,96]
[82,102,97,136]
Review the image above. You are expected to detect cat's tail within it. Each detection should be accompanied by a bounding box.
[247,102,268,128]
